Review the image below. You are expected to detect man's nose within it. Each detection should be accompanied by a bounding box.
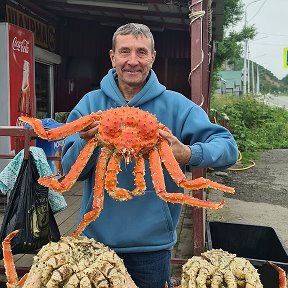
[127,52,139,64]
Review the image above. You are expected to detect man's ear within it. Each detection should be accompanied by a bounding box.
[109,50,116,68]
[150,51,156,68]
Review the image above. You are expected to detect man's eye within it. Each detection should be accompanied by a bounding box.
[138,50,147,55]
[120,50,129,54]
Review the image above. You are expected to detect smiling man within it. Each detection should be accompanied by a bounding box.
[62,23,238,288]
[109,30,156,100]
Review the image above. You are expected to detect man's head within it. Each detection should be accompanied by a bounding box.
[111,23,155,53]
[109,23,156,98]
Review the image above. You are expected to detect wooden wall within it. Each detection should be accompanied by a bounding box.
[54,19,191,112]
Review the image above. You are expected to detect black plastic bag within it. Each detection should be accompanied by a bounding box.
[0,152,60,259]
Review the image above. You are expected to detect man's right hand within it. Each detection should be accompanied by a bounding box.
[79,122,99,142]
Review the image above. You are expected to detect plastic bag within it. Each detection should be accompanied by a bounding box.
[0,152,60,259]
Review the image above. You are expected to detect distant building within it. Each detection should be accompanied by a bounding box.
[217,70,243,96]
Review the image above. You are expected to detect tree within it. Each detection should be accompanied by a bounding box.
[213,0,257,71]
[282,74,288,85]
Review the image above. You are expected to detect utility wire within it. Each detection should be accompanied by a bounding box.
[247,0,268,23]
[258,32,288,37]
[251,42,287,47]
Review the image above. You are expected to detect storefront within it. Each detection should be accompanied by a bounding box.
[1,0,61,119]
[0,0,61,170]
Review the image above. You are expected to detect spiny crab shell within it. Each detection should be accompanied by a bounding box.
[19,106,235,238]
[181,249,263,288]
[98,107,159,161]
[4,232,136,288]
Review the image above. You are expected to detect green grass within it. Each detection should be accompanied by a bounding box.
[210,95,288,163]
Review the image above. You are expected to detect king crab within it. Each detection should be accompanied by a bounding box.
[180,249,287,288]
[2,230,137,287]
[20,106,235,237]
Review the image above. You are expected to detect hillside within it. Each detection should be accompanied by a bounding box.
[231,59,288,95]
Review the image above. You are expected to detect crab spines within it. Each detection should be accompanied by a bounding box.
[131,156,146,196]
[105,154,133,201]
[159,192,225,209]
[180,177,235,194]
[18,116,49,139]
[72,148,109,237]
[99,106,159,155]
[19,112,101,141]
[149,148,225,209]
[19,107,235,237]
[39,138,99,192]
[158,139,187,185]
[182,250,263,287]
[105,154,146,200]
[158,138,235,193]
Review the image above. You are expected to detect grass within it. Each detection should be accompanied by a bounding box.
[210,95,288,164]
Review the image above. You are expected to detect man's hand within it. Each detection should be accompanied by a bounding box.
[159,130,191,165]
[79,122,99,142]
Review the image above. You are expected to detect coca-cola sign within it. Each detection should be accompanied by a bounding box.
[12,37,29,53]
[8,23,34,134]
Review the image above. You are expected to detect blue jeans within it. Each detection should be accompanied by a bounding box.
[118,250,171,288]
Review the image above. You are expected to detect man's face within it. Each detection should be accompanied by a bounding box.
[109,34,156,89]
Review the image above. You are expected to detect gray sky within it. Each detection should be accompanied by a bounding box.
[235,0,288,80]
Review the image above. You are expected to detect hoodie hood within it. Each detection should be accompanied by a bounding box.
[100,68,166,107]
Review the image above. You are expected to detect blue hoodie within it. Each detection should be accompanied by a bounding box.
[62,68,238,253]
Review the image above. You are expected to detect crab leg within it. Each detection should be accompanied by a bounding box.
[72,148,110,237]
[39,138,99,192]
[105,154,133,201]
[268,262,287,288]
[158,140,235,193]
[149,148,224,209]
[19,112,101,140]
[2,231,30,288]
[131,156,146,196]
[105,155,146,200]
[2,230,30,288]
[3,230,19,288]
[18,275,28,287]
[3,231,42,288]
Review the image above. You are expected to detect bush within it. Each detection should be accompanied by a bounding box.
[210,95,288,162]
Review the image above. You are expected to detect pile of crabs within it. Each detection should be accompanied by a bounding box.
[0,107,286,287]
[2,232,286,287]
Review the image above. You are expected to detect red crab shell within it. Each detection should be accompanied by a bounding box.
[98,107,159,157]
[19,106,235,237]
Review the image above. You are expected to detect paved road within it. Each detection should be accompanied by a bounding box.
[261,94,288,109]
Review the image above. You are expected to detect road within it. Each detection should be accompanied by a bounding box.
[260,94,288,109]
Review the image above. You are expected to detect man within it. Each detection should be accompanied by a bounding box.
[62,23,238,288]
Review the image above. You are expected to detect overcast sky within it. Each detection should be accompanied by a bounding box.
[234,0,288,80]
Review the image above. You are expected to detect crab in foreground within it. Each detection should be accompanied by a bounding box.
[181,249,287,288]
[20,107,235,237]
[181,249,263,288]
[2,230,137,288]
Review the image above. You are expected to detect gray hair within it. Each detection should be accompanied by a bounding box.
[112,23,155,52]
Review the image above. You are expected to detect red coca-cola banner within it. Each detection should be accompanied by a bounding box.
[8,24,34,126]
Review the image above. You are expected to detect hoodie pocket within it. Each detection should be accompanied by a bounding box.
[84,190,176,250]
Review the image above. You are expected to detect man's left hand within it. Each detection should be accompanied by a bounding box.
[159,130,191,165]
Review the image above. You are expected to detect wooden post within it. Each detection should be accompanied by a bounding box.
[189,0,210,256]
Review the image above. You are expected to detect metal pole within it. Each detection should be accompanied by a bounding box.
[248,45,250,94]
[243,0,261,96]
[243,11,247,95]
[252,60,255,95]
[256,64,260,95]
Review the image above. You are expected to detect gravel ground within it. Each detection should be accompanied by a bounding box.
[207,148,288,250]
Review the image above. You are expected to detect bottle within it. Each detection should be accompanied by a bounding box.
[18,60,31,116]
